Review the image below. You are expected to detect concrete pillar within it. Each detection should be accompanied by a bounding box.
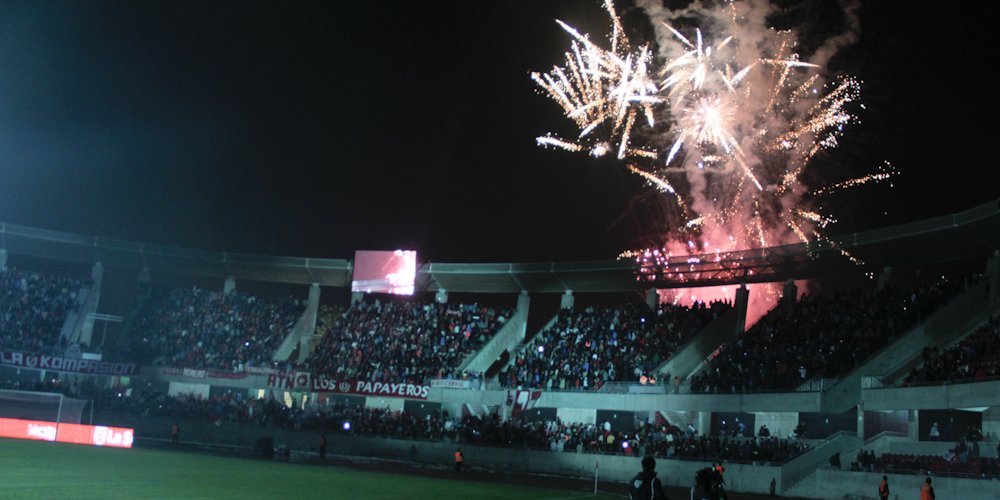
[79,262,105,347]
[308,283,321,307]
[435,289,448,304]
[695,411,712,436]
[517,290,531,312]
[517,291,531,341]
[734,284,749,334]
[781,280,797,310]
[560,290,574,310]
[223,277,236,294]
[877,267,893,291]
[0,249,6,270]
[138,267,151,283]
[909,409,919,439]
[351,292,364,306]
[986,250,999,303]
[645,288,659,311]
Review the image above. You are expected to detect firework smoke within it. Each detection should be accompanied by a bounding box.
[532,0,885,322]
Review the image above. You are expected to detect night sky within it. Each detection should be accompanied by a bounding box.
[0,1,995,264]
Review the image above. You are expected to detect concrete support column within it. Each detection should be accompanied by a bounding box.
[734,284,750,334]
[351,292,364,306]
[877,267,893,291]
[138,267,151,283]
[695,411,712,436]
[986,250,999,303]
[560,290,574,310]
[781,280,797,310]
[517,291,531,312]
[646,288,659,311]
[308,283,321,308]
[0,249,7,270]
[223,277,236,294]
[435,289,448,304]
[517,291,531,341]
[79,262,105,346]
[909,410,919,439]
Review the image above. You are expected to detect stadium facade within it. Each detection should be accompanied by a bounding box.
[1,198,999,498]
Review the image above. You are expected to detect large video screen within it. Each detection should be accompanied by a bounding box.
[352,250,417,295]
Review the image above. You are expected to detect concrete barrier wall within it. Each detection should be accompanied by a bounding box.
[104,413,783,495]
[886,440,999,458]
[814,468,1000,500]
[863,380,1000,411]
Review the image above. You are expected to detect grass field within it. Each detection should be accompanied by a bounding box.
[0,438,621,499]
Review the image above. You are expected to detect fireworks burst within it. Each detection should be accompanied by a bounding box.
[532,0,893,291]
[531,0,661,160]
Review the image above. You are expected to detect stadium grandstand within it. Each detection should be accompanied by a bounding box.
[1,197,999,498]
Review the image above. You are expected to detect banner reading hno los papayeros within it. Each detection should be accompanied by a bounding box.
[310,376,430,400]
[0,350,138,376]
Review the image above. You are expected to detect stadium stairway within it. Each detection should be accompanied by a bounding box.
[780,431,862,497]
[456,294,530,375]
[654,309,742,383]
[819,280,996,413]
[484,312,560,379]
[66,263,104,347]
[273,284,321,364]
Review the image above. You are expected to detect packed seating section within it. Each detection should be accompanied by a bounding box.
[499,301,730,390]
[306,297,514,384]
[122,285,304,370]
[0,267,84,353]
[690,280,958,393]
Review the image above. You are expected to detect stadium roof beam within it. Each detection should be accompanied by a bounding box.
[0,198,997,292]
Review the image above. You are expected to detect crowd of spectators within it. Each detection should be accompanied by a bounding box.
[306,297,513,384]
[690,279,958,393]
[864,452,1000,479]
[498,301,730,390]
[82,382,808,464]
[0,267,84,354]
[122,285,304,370]
[903,316,1000,385]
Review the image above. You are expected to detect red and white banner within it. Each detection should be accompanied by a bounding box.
[311,376,430,400]
[0,417,133,448]
[161,367,207,379]
[1,350,138,376]
[266,372,311,390]
[429,379,472,389]
[510,390,542,416]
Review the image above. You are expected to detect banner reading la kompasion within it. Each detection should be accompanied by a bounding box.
[310,376,430,400]
[0,350,137,376]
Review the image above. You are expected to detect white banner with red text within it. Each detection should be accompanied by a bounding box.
[310,376,430,400]
[1,350,138,376]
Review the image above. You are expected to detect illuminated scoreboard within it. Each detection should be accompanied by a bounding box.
[351,250,417,295]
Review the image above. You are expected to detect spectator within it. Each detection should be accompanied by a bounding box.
[121,284,304,370]
[628,455,666,500]
[500,301,730,391]
[691,279,957,394]
[903,316,1000,385]
[0,267,84,353]
[307,298,512,384]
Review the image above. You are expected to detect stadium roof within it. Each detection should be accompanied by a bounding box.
[2,198,997,293]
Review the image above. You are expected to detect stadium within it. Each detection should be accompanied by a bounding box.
[1,1,998,499]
